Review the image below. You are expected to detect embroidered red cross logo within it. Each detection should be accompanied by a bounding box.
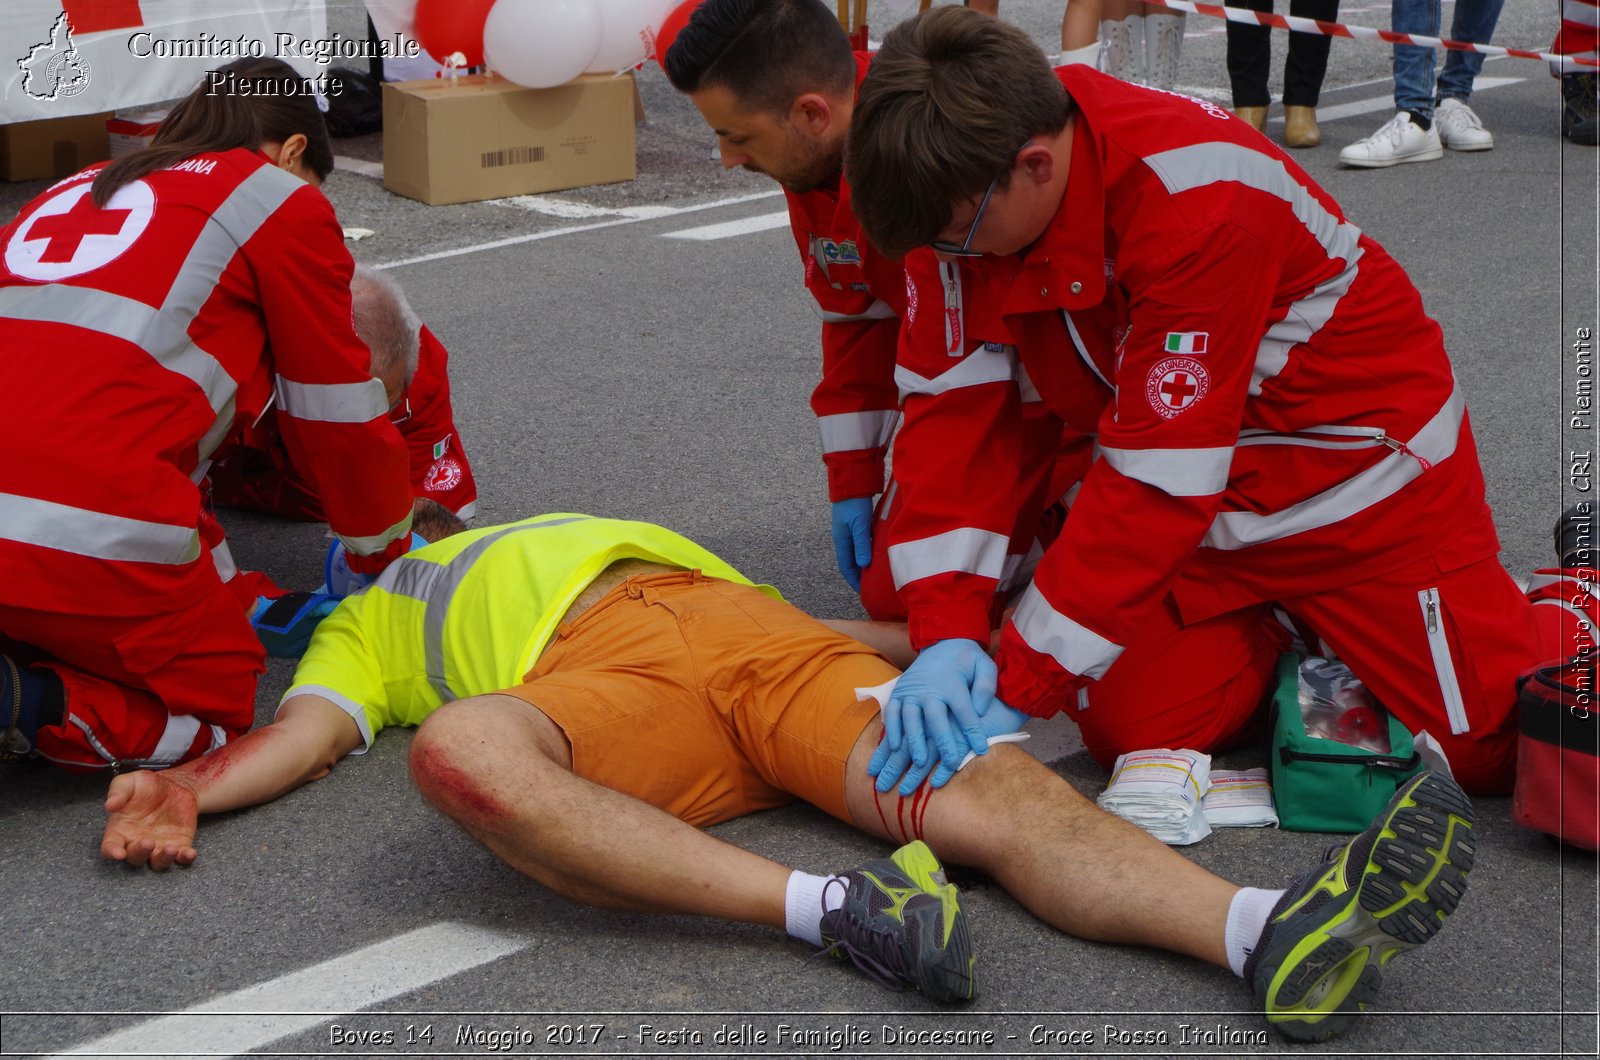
[1159,372,1199,407]
[27,194,133,264]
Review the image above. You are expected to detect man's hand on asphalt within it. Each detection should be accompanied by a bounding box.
[101,769,202,871]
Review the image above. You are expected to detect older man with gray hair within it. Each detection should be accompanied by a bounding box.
[210,265,478,528]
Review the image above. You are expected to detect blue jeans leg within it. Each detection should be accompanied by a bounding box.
[1392,0,1441,117]
[1436,0,1506,100]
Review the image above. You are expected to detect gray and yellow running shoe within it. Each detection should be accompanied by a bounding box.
[1246,771,1475,1042]
[819,840,976,1003]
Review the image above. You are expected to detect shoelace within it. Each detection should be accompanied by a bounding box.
[1374,114,1415,148]
[818,907,915,993]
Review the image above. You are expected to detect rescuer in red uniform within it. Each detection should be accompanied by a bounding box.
[845,9,1594,795]
[0,58,414,772]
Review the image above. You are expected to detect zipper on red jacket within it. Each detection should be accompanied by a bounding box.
[1375,432,1434,471]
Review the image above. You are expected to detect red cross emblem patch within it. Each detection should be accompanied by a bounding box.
[5,179,154,281]
[1145,356,1210,420]
[424,457,463,494]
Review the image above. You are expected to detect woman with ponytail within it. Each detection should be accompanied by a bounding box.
[0,58,414,781]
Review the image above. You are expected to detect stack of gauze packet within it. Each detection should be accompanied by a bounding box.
[1201,767,1279,828]
[1097,748,1213,844]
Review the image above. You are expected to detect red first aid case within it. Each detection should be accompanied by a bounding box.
[1513,659,1600,851]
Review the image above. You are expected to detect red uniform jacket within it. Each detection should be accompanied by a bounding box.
[0,148,414,613]
[888,68,1499,714]
[210,325,479,520]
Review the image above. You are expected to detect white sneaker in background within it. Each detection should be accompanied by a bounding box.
[1337,112,1444,168]
[1435,97,1494,151]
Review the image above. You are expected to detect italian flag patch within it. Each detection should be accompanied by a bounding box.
[1165,331,1209,355]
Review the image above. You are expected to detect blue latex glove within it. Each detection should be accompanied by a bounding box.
[869,697,1028,794]
[866,638,998,795]
[829,497,875,592]
[324,532,427,597]
[250,592,340,657]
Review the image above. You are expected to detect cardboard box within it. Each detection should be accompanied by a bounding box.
[107,110,169,159]
[382,73,636,206]
[0,112,113,182]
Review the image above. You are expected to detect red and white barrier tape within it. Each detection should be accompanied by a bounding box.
[1145,0,1600,68]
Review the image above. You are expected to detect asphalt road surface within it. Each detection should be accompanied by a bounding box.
[1,1,1597,1057]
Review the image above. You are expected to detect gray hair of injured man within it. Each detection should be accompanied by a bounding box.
[350,264,423,386]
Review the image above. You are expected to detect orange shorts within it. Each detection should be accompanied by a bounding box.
[502,571,892,828]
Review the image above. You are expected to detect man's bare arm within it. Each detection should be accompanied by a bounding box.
[100,695,363,870]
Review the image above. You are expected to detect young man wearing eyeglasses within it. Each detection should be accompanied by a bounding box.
[843,6,1596,800]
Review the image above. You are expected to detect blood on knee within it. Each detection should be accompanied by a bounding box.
[409,722,509,824]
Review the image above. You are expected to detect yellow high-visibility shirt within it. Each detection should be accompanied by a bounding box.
[284,513,779,748]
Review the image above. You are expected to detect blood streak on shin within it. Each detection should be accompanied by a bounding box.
[411,739,509,823]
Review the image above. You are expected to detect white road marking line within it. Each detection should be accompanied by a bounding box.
[376,188,784,270]
[661,210,793,241]
[332,155,384,179]
[60,922,527,1058]
[487,194,680,220]
[1268,75,1522,123]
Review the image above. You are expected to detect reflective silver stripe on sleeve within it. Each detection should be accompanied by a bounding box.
[1099,445,1234,497]
[817,298,896,324]
[1204,383,1465,550]
[378,516,592,702]
[887,527,1009,589]
[146,714,203,767]
[274,376,389,424]
[895,342,1016,401]
[1010,582,1124,680]
[1141,142,1364,396]
[336,510,415,559]
[0,491,201,564]
[818,409,898,454]
[210,537,239,582]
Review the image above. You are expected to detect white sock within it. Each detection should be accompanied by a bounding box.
[1224,887,1285,977]
[785,870,847,947]
[1057,43,1100,66]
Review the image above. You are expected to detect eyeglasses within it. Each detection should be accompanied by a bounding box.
[930,175,999,258]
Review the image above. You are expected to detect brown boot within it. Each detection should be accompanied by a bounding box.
[1283,105,1321,147]
[1233,106,1268,133]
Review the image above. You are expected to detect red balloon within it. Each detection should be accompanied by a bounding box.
[413,0,496,68]
[652,0,705,68]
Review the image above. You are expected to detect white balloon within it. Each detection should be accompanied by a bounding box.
[484,0,604,89]
[584,0,676,75]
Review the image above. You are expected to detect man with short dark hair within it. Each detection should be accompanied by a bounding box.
[664,0,1068,623]
[843,6,1595,796]
[100,509,1479,1041]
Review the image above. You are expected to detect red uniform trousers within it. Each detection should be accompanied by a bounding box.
[0,567,263,773]
[1062,552,1591,795]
